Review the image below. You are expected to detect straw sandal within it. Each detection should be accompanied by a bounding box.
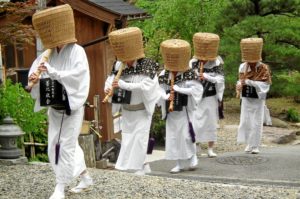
[69,178,93,194]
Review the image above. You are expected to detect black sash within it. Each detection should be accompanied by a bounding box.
[40,78,71,114]
[242,85,258,98]
[166,90,188,112]
[191,60,224,75]
[111,88,132,104]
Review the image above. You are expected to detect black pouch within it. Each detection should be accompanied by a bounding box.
[112,88,132,104]
[242,85,258,98]
[40,78,71,114]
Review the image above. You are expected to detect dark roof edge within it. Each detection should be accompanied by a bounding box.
[85,0,150,20]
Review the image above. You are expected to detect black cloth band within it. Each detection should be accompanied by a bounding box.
[111,58,159,79]
[158,69,197,85]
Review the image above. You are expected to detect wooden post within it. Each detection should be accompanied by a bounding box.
[20,137,25,157]
[78,134,96,168]
[0,44,5,85]
[29,133,35,159]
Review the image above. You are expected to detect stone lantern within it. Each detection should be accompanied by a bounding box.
[0,116,25,159]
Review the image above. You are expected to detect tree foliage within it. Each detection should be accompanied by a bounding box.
[133,0,300,97]
[217,0,300,73]
[132,0,227,62]
[216,0,300,96]
[0,0,36,47]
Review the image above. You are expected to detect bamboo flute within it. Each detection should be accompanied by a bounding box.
[26,49,52,92]
[236,63,249,98]
[168,71,176,112]
[102,62,125,103]
[200,61,204,80]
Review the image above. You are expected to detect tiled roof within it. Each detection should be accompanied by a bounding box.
[88,0,150,19]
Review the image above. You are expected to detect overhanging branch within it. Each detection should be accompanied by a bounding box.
[276,40,300,49]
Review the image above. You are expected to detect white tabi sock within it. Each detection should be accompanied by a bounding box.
[69,172,93,193]
[49,183,65,199]
[207,148,217,157]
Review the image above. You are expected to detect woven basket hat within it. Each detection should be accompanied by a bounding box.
[193,32,220,61]
[109,27,145,62]
[160,39,191,72]
[32,4,77,49]
[240,38,263,62]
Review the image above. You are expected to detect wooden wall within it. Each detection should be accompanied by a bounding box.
[74,11,115,141]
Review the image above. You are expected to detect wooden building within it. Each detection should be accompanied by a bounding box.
[1,0,150,141]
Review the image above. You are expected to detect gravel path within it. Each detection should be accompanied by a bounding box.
[0,164,298,199]
[1,100,299,199]
[200,113,281,155]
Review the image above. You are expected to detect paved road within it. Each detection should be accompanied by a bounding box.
[148,145,300,188]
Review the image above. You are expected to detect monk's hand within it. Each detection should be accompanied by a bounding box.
[28,72,39,84]
[112,80,119,88]
[37,62,48,73]
[168,90,175,101]
[236,83,242,92]
[105,88,112,95]
[199,73,205,80]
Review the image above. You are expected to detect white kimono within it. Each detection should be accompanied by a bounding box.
[105,60,160,170]
[158,70,203,160]
[29,43,90,184]
[236,62,271,147]
[190,57,225,142]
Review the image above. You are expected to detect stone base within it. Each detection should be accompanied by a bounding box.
[96,159,108,169]
[0,156,28,166]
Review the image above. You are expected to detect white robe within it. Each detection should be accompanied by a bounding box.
[236,62,271,147]
[105,60,161,170]
[158,70,203,160]
[190,57,225,142]
[263,105,272,126]
[29,43,90,184]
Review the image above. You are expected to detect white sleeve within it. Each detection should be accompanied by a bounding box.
[28,55,44,112]
[118,79,142,91]
[203,73,217,83]
[118,76,155,91]
[104,75,114,91]
[173,85,192,95]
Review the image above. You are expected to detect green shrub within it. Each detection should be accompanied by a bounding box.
[0,80,48,161]
[287,108,300,122]
[29,153,49,162]
[269,71,300,98]
[150,107,166,146]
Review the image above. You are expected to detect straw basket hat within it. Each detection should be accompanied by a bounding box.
[160,39,191,72]
[109,27,145,62]
[193,32,220,61]
[32,4,77,49]
[240,38,263,62]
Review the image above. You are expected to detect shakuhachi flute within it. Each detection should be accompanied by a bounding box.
[199,61,204,80]
[102,62,125,103]
[168,71,177,112]
[236,63,249,98]
[25,49,53,92]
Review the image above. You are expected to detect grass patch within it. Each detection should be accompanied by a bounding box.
[223,97,300,118]
[266,97,300,117]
